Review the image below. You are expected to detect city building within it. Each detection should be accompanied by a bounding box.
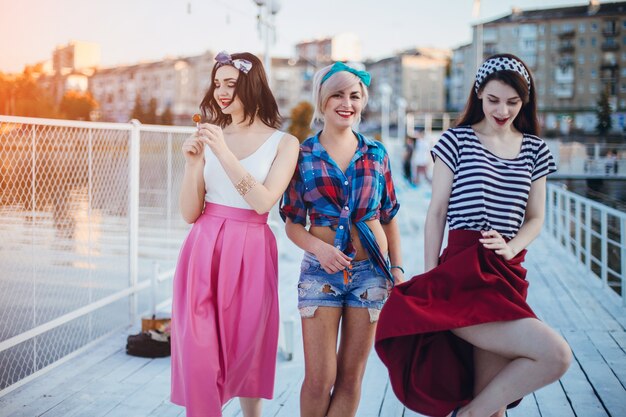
[450,0,626,134]
[89,52,214,124]
[35,41,101,104]
[295,33,362,68]
[366,48,451,127]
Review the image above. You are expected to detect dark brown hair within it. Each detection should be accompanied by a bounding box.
[200,52,282,128]
[455,53,539,136]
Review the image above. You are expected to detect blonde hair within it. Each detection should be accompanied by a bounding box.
[311,64,369,128]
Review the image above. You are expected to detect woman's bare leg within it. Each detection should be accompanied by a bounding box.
[239,397,262,417]
[300,307,342,417]
[447,318,571,417]
[473,347,509,417]
[326,307,377,417]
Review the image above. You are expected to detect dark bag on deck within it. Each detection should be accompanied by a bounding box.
[126,330,171,358]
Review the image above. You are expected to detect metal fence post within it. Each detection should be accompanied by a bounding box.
[601,211,608,288]
[129,120,141,324]
[546,185,553,236]
[575,199,582,263]
[622,217,626,307]
[152,262,160,317]
[167,132,173,238]
[585,203,592,272]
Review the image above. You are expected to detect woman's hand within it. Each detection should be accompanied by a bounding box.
[479,230,516,261]
[197,123,228,158]
[313,241,352,274]
[390,268,404,286]
[181,133,205,164]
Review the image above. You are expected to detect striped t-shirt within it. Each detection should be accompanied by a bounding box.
[431,125,557,238]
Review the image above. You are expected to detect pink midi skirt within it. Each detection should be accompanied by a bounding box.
[170,202,279,417]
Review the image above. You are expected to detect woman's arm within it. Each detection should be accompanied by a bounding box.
[423,158,453,272]
[179,134,207,224]
[202,124,300,214]
[381,217,404,284]
[481,176,548,259]
[285,219,351,274]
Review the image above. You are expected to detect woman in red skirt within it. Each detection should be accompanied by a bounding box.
[375,53,572,417]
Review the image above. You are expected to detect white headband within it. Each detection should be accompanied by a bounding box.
[475,56,531,93]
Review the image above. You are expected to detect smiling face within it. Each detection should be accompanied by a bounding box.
[213,65,243,116]
[478,79,523,131]
[322,82,363,129]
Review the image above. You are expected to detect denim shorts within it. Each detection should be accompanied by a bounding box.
[297,252,389,322]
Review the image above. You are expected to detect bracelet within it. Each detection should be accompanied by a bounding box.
[234,173,257,196]
[390,265,405,274]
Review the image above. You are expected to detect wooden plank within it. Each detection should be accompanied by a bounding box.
[0,333,126,415]
[506,393,541,417]
[564,331,626,417]
[559,331,609,417]
[542,237,626,330]
[356,353,389,417]
[533,381,575,417]
[587,330,626,388]
[377,380,407,417]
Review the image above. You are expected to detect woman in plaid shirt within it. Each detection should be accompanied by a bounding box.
[280,62,403,417]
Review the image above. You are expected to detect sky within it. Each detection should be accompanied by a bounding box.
[0,0,614,73]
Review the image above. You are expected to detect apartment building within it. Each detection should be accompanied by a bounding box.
[366,48,451,124]
[450,1,626,133]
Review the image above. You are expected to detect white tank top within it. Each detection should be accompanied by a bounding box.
[203,130,285,209]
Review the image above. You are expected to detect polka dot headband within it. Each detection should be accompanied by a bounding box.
[474,56,531,94]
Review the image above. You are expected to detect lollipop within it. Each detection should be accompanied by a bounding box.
[192,113,201,125]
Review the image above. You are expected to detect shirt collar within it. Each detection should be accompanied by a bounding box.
[309,130,380,161]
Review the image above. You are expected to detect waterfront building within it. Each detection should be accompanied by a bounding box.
[450,1,626,134]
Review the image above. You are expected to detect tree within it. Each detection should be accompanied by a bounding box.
[144,98,158,124]
[131,94,145,122]
[160,105,174,125]
[0,70,60,118]
[288,101,314,143]
[596,88,612,137]
[59,91,98,120]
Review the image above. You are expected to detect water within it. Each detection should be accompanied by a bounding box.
[550,178,626,211]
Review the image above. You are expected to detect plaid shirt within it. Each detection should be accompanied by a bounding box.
[280,131,400,282]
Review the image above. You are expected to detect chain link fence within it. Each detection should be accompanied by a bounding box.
[0,116,193,395]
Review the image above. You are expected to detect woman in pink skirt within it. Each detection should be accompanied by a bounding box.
[375,54,572,417]
[170,51,299,417]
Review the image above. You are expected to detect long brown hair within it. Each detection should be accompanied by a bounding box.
[200,52,282,129]
[456,53,539,135]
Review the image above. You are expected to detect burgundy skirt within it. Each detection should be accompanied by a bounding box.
[374,230,536,417]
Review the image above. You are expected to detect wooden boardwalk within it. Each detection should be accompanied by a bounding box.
[1,185,625,417]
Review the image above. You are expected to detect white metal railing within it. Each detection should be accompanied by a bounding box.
[546,182,626,306]
[0,115,193,396]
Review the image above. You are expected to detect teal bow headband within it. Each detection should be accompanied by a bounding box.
[321,62,371,87]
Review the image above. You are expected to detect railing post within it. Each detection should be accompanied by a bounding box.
[129,120,141,324]
[585,202,592,272]
[546,184,553,236]
[558,190,566,247]
[88,128,94,339]
[30,124,38,371]
[152,262,160,317]
[601,210,608,288]
[167,132,173,239]
[575,199,582,262]
[563,193,572,252]
[621,217,626,307]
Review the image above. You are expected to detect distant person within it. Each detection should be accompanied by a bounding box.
[375,53,572,417]
[280,62,404,417]
[605,149,618,174]
[411,134,431,185]
[170,51,299,417]
[402,136,415,182]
